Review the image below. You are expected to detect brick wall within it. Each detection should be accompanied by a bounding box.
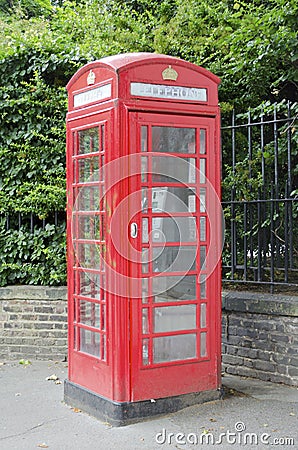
[0,286,67,360]
[222,291,298,386]
[1,286,297,387]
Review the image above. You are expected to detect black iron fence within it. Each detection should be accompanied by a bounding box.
[221,101,298,292]
[2,211,63,232]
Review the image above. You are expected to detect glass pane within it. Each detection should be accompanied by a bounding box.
[74,326,78,350]
[153,334,197,363]
[142,278,149,303]
[99,185,104,211]
[200,246,206,270]
[142,308,149,334]
[152,217,196,243]
[100,275,105,299]
[80,329,100,357]
[100,155,104,181]
[141,126,148,152]
[142,188,148,212]
[199,159,206,184]
[153,305,196,333]
[142,339,149,365]
[200,274,206,299]
[77,271,100,299]
[200,332,207,357]
[200,129,206,154]
[200,217,206,241]
[77,186,100,211]
[142,248,149,273]
[142,218,149,243]
[152,246,196,273]
[152,157,196,183]
[78,215,101,240]
[78,157,99,183]
[152,127,195,154]
[141,156,148,182]
[101,304,106,330]
[152,187,196,213]
[101,334,106,361]
[200,188,206,212]
[77,243,101,269]
[200,303,207,328]
[100,124,105,151]
[101,273,106,290]
[100,215,105,241]
[152,275,196,302]
[79,301,100,328]
[188,194,196,213]
[78,128,99,155]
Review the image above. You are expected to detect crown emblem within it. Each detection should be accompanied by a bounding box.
[162,65,178,81]
[87,70,96,85]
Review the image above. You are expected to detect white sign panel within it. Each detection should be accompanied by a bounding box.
[74,83,112,107]
[131,82,207,102]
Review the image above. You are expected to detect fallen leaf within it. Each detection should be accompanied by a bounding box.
[46,374,59,381]
[37,444,48,448]
[55,380,62,385]
[72,407,81,413]
[19,359,31,366]
[209,418,217,422]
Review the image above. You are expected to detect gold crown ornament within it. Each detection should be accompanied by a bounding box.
[87,70,96,85]
[162,65,178,81]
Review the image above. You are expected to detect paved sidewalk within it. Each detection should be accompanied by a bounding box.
[0,360,297,450]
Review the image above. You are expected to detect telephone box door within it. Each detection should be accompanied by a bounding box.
[129,112,221,401]
[67,113,113,398]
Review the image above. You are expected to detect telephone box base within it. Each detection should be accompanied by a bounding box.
[64,380,222,427]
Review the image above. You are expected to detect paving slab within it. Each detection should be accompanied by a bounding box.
[0,361,297,450]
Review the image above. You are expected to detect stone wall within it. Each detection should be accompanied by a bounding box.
[1,286,297,387]
[222,291,298,386]
[0,286,67,360]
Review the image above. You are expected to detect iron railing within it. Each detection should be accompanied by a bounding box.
[221,101,298,292]
[1,211,64,232]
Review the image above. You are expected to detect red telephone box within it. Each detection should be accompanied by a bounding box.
[64,53,222,426]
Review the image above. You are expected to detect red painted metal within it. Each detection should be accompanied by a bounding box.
[66,53,221,404]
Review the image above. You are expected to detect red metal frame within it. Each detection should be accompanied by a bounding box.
[129,112,221,400]
[66,53,221,404]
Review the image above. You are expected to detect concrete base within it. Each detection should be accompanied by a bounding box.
[64,380,222,426]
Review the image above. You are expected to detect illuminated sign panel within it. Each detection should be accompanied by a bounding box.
[131,82,207,102]
[74,83,111,107]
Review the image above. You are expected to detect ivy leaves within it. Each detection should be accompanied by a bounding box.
[0,223,66,286]
[0,72,66,216]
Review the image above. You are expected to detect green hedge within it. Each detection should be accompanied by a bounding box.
[0,0,296,286]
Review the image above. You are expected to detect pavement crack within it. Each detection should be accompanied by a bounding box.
[0,417,64,441]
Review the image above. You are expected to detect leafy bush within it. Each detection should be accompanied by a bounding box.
[0,0,296,286]
[0,222,66,286]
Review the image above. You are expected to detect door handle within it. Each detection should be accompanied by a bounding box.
[130,222,138,238]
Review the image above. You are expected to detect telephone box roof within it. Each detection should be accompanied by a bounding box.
[66,52,220,90]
